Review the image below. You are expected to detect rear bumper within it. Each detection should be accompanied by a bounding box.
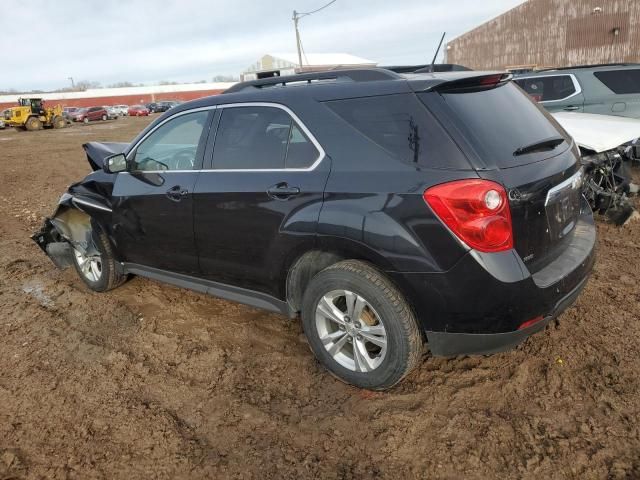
[425,272,589,356]
[388,197,596,356]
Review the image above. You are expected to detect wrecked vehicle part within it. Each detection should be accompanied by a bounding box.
[32,190,112,269]
[551,112,640,154]
[580,145,638,225]
[83,141,128,171]
[33,140,126,271]
[552,112,640,225]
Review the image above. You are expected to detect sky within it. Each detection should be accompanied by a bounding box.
[0,0,526,91]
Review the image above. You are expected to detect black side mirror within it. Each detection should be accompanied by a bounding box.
[103,153,128,174]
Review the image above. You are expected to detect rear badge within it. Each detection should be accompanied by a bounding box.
[523,253,535,262]
[509,189,522,201]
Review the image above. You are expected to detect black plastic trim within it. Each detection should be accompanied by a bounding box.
[426,273,590,356]
[122,263,294,317]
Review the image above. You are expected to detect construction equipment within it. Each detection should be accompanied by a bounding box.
[3,98,66,131]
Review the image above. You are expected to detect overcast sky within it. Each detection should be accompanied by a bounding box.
[1,0,525,91]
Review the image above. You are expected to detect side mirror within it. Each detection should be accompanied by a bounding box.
[103,153,128,173]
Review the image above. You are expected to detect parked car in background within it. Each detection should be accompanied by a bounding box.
[103,106,119,120]
[146,102,158,113]
[63,107,79,122]
[34,69,596,390]
[128,105,149,116]
[150,100,180,113]
[71,107,108,123]
[112,105,129,116]
[514,63,640,118]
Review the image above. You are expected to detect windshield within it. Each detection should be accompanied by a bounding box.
[419,82,570,168]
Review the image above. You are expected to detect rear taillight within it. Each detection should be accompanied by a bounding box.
[423,179,513,253]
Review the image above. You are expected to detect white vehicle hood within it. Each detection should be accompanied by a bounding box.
[551,111,640,153]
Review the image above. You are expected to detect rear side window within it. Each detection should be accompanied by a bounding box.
[423,82,566,168]
[514,75,577,101]
[594,69,640,94]
[325,93,465,169]
[212,106,319,170]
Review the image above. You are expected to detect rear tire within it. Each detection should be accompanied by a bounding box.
[101,114,107,121]
[25,116,42,131]
[72,229,126,292]
[301,260,423,390]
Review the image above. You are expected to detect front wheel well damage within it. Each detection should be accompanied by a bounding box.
[32,206,106,269]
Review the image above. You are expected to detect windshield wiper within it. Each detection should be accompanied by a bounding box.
[513,137,565,156]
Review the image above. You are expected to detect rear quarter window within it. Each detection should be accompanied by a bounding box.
[324,93,469,169]
[594,69,640,94]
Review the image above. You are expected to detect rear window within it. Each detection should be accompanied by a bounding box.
[594,69,640,94]
[514,75,577,101]
[324,93,468,169]
[422,82,566,168]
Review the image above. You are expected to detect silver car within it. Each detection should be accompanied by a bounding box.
[514,63,640,119]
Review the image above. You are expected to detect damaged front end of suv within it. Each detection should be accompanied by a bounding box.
[31,142,127,270]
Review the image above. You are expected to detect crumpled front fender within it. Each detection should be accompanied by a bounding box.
[32,193,103,269]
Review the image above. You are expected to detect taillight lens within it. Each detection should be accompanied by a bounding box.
[423,179,513,253]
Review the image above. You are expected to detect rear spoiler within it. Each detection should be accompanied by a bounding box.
[406,72,513,93]
[428,73,513,93]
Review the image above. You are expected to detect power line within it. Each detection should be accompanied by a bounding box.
[292,0,337,68]
[297,0,336,18]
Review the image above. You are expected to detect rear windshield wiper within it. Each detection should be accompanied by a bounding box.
[513,137,565,156]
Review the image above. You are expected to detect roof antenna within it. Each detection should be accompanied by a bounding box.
[430,32,446,72]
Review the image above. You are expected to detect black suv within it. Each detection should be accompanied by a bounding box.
[33,69,596,390]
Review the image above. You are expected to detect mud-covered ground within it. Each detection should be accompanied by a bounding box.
[0,117,639,479]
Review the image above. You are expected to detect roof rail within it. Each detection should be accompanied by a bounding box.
[224,68,401,93]
[537,62,640,72]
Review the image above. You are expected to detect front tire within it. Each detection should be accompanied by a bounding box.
[83,117,89,124]
[72,229,126,292]
[301,260,423,390]
[25,116,42,131]
[53,116,65,129]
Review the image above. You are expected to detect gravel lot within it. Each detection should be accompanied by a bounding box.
[0,116,639,479]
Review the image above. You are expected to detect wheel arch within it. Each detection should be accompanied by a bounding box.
[285,239,397,314]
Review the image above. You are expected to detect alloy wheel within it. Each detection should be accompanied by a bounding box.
[315,289,387,372]
[74,249,102,282]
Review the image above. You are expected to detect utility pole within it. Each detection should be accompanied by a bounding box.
[68,77,75,89]
[293,11,303,69]
[292,0,337,70]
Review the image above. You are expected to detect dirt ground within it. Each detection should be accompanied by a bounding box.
[0,116,639,480]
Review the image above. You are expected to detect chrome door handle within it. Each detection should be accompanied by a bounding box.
[267,182,301,200]
[166,185,188,201]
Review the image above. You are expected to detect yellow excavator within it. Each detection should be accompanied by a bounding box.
[3,98,66,131]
